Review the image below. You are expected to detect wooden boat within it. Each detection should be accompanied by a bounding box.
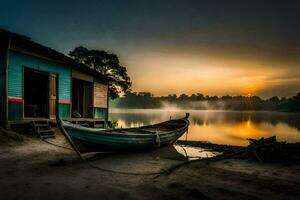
[58,113,190,151]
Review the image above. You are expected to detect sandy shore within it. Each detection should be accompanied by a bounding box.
[1,128,300,200]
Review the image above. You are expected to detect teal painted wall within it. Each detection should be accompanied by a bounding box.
[8,50,71,100]
[59,104,71,119]
[94,107,107,119]
[7,50,72,120]
[8,102,22,120]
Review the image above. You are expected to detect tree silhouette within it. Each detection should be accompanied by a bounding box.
[110,91,300,112]
[69,46,132,99]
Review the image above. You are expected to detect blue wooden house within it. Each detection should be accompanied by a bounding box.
[0,29,110,128]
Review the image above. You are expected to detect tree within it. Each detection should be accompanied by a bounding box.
[269,96,280,103]
[138,92,153,98]
[69,46,132,99]
[196,93,205,100]
[190,94,197,101]
[179,94,189,100]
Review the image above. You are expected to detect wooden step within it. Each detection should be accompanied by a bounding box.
[33,120,49,124]
[40,134,55,139]
[34,123,50,127]
[41,134,55,139]
[32,120,55,139]
[38,129,54,134]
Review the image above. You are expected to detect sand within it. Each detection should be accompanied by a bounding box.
[0,128,300,200]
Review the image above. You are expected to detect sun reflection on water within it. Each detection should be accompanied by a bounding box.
[246,119,251,128]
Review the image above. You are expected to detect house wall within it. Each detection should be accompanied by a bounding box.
[94,107,107,119]
[0,36,9,121]
[7,50,72,120]
[93,78,108,120]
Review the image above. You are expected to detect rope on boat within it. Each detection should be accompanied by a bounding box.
[40,138,72,150]
[40,126,199,176]
[156,149,246,177]
[155,130,161,147]
[40,135,165,175]
[40,129,199,176]
[176,142,188,158]
[54,116,168,175]
[87,162,164,175]
[173,128,189,159]
[41,130,239,176]
[52,111,224,176]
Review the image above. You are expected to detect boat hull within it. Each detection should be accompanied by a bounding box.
[63,118,189,152]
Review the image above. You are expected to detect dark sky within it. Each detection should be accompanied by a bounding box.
[1,0,300,97]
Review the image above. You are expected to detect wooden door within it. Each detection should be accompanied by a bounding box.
[49,74,57,119]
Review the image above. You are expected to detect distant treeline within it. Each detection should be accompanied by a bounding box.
[110,92,300,112]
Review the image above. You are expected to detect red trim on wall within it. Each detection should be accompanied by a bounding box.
[8,97,71,104]
[59,100,71,104]
[8,97,23,103]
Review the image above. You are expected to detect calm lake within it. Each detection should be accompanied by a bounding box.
[109,109,300,146]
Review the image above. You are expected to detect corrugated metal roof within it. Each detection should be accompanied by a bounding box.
[0,28,112,83]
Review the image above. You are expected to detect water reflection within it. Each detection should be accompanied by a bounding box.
[174,145,221,160]
[109,109,300,146]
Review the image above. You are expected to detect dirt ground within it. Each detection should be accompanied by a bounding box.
[0,128,300,200]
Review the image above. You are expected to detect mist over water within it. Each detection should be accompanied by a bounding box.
[161,100,226,110]
[109,109,300,146]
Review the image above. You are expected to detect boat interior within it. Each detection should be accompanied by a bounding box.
[103,119,188,134]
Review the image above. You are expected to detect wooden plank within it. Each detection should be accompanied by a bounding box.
[49,73,57,119]
[72,69,93,82]
[10,39,71,66]
[93,82,108,108]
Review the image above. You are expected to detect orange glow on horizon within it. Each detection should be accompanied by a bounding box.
[125,51,300,98]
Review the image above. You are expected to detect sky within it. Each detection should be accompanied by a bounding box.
[0,0,299,98]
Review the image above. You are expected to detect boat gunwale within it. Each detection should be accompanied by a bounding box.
[63,118,190,137]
